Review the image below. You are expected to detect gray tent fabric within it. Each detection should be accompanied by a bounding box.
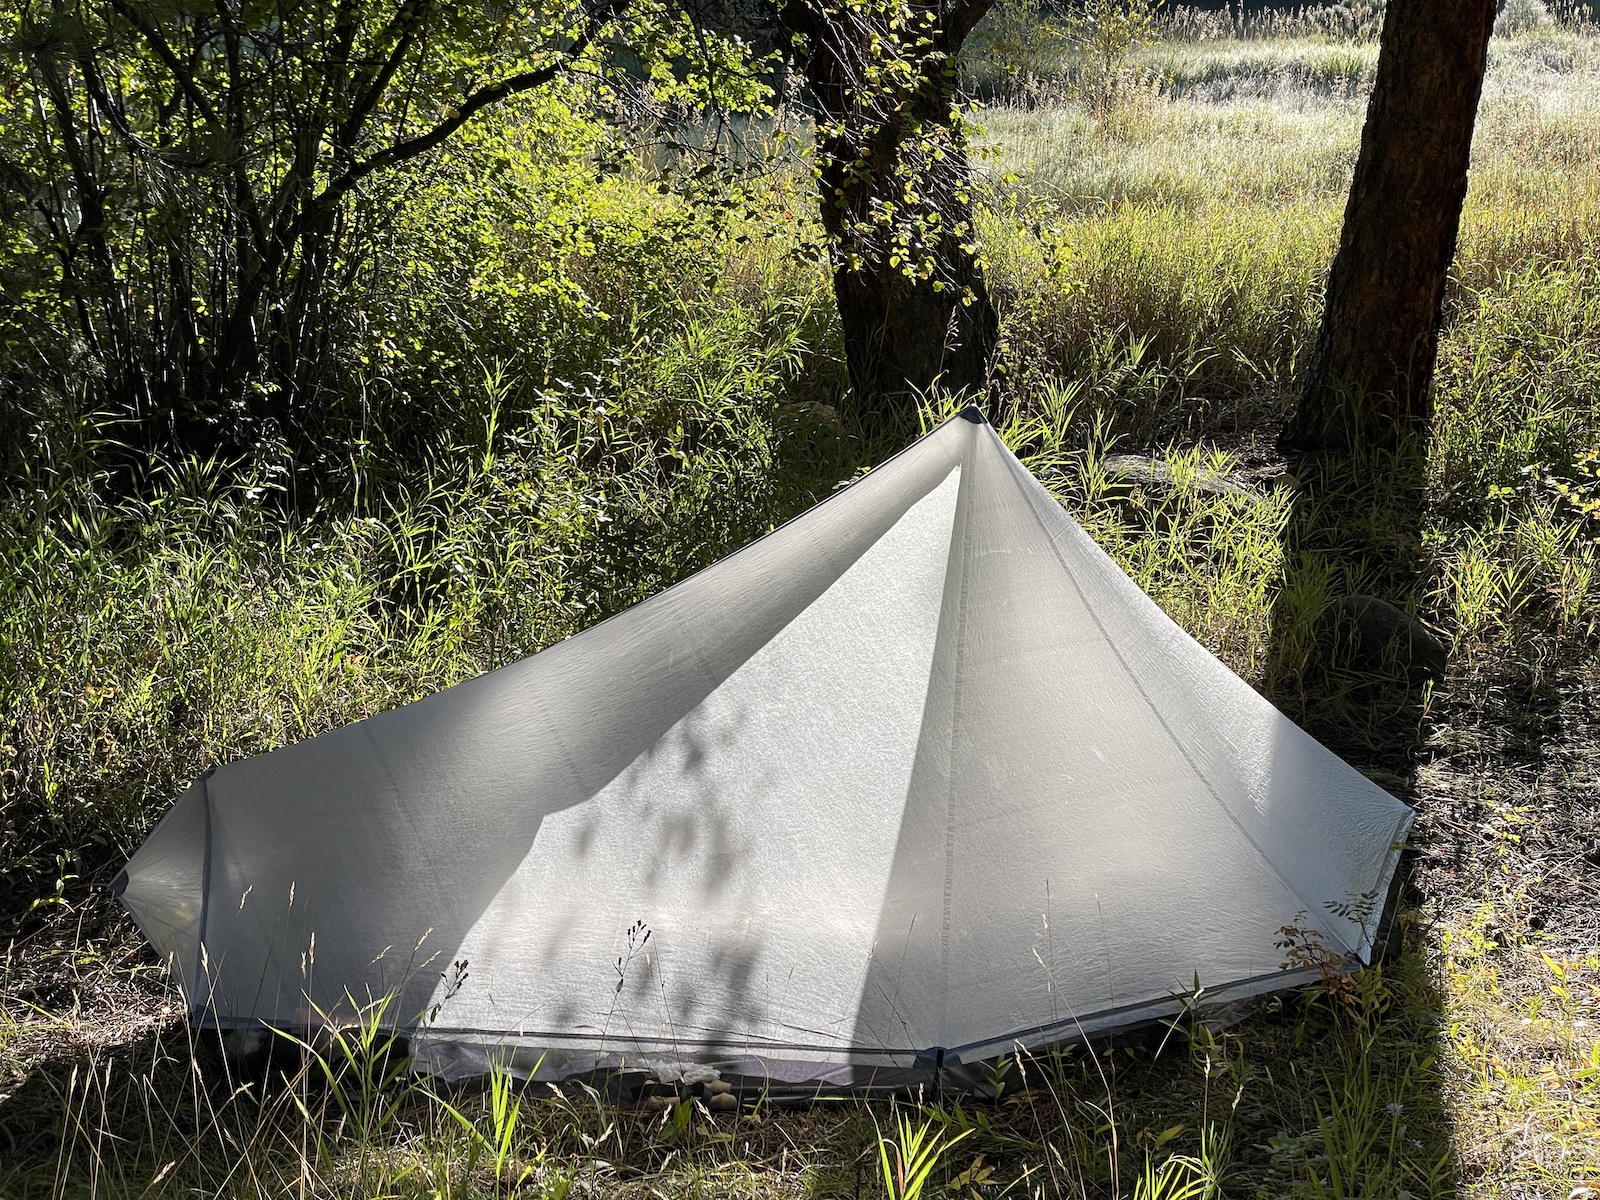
[116,408,1413,1092]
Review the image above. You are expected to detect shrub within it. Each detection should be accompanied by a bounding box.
[1496,0,1556,35]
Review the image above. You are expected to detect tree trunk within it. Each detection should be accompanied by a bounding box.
[1284,0,1496,452]
[792,0,1000,412]
[823,157,999,406]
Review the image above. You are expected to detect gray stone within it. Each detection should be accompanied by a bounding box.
[1102,454,1249,496]
[1317,594,1447,681]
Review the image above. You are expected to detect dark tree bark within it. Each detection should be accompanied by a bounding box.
[1283,0,1497,452]
[788,0,1000,410]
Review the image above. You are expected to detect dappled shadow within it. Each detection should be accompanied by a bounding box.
[411,447,967,1093]
[0,1014,275,1193]
[1263,438,1439,768]
[0,1022,170,1188]
[123,428,963,1054]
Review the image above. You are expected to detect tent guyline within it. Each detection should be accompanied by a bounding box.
[117,407,1413,1096]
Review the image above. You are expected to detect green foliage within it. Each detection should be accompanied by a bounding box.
[324,88,822,483]
[0,0,776,470]
[799,0,991,298]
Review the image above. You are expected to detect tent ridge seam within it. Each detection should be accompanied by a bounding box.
[938,441,977,1047]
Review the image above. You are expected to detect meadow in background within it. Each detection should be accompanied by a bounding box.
[2,2,1599,1196]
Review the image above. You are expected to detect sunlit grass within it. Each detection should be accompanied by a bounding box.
[978,29,1600,215]
[977,98,1363,208]
[1139,39,1378,103]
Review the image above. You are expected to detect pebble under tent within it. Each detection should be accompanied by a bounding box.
[116,407,1413,1094]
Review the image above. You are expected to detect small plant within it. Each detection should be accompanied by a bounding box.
[432,1058,539,1192]
[1131,1151,1209,1200]
[1308,1069,1410,1200]
[1537,448,1600,530]
[1276,914,1356,1003]
[270,991,413,1148]
[874,1106,972,1200]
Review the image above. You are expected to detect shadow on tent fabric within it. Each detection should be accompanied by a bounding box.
[121,417,970,1071]
[186,568,894,1036]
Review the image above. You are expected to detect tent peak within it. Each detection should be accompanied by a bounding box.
[956,405,986,424]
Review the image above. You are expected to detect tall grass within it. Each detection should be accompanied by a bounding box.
[0,365,852,913]
[1,948,1481,1199]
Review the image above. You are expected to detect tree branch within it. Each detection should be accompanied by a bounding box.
[314,0,629,212]
[208,0,272,268]
[75,43,212,170]
[935,0,999,59]
[340,0,433,151]
[104,0,223,128]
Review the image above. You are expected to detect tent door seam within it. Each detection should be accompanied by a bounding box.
[939,441,977,1050]
[192,766,215,1019]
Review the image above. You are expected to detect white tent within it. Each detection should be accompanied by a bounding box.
[116,408,1412,1093]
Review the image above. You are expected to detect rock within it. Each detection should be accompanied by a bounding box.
[705,1079,733,1095]
[647,1060,720,1086]
[705,1091,739,1112]
[221,1027,269,1062]
[779,401,841,432]
[1317,595,1447,681]
[1102,454,1248,496]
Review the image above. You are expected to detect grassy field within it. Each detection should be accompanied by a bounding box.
[3,11,1600,1200]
